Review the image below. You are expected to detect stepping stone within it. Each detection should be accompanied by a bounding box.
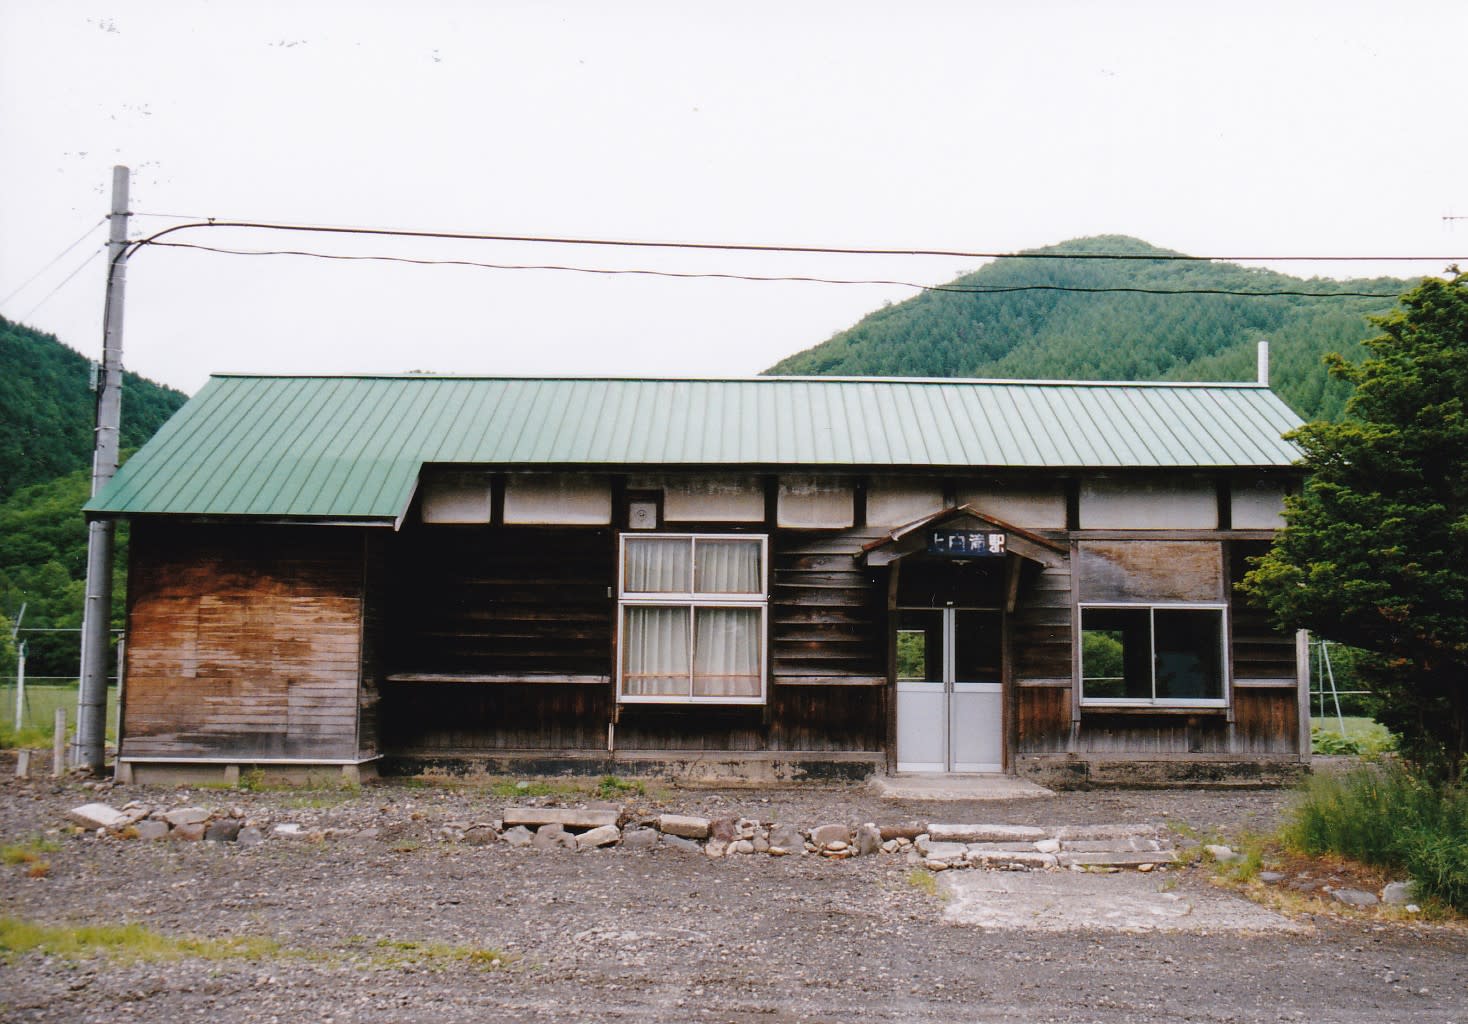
[928,824,1046,843]
[503,807,619,830]
[1056,850,1178,868]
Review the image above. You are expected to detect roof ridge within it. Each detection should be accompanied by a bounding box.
[208,372,1271,389]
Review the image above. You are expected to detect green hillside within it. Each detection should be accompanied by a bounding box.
[0,316,186,680]
[766,236,1418,420]
[0,315,187,501]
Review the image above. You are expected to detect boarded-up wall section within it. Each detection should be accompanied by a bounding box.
[122,522,365,760]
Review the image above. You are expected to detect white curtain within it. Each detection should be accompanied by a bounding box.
[694,539,761,594]
[622,606,690,696]
[625,538,692,593]
[693,607,761,697]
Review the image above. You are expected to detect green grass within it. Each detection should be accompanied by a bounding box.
[0,917,511,971]
[1,836,61,866]
[593,775,645,799]
[1285,763,1468,911]
[1311,716,1397,756]
[0,684,119,748]
[905,868,940,896]
[0,917,286,963]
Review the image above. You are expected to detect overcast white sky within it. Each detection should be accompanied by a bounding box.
[2,1,1465,396]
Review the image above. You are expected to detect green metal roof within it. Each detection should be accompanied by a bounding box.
[86,374,1305,522]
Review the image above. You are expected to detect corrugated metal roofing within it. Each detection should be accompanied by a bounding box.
[86,374,1305,521]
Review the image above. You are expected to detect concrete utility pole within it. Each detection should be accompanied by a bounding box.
[75,165,129,774]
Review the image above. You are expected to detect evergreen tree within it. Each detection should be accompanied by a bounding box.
[1242,273,1468,773]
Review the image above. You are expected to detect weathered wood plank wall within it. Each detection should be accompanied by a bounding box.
[376,523,888,755]
[121,523,365,760]
[385,526,614,679]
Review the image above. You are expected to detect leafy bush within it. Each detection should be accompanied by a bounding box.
[1286,763,1468,910]
[1310,719,1396,757]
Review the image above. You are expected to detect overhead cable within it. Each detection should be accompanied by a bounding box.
[128,216,1465,265]
[1,217,106,308]
[141,241,1410,298]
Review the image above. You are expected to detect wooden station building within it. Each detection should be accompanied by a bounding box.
[87,372,1311,786]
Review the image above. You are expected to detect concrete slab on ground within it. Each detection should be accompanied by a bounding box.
[869,774,1055,801]
[941,870,1307,933]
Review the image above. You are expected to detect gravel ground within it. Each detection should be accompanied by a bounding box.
[2,771,1465,1023]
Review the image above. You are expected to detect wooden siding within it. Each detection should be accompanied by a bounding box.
[1077,541,1224,603]
[1070,713,1231,754]
[121,522,365,760]
[1016,685,1071,753]
[380,682,885,755]
[771,529,887,686]
[1011,563,1073,683]
[1229,541,1297,683]
[385,526,614,678]
[375,522,887,755]
[357,531,387,758]
[1233,687,1301,755]
[380,682,611,752]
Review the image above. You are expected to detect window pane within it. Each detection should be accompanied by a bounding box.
[693,607,761,697]
[694,538,762,594]
[624,537,692,593]
[1154,609,1223,700]
[622,606,690,696]
[1082,608,1151,699]
[954,610,1001,682]
[896,610,943,682]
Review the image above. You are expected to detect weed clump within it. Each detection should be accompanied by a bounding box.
[1285,762,1468,911]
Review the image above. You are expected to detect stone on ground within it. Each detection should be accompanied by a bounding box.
[162,807,211,828]
[68,803,128,830]
[656,814,711,839]
[1331,888,1378,907]
[576,824,621,850]
[929,824,1046,844]
[1381,881,1416,906]
[501,825,533,848]
[204,819,243,842]
[503,807,619,830]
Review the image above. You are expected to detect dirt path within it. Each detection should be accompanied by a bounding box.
[2,775,1464,1023]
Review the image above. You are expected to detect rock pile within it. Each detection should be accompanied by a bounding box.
[62,798,1179,874]
[67,800,265,845]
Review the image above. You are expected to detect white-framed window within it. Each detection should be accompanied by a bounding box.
[1079,604,1228,707]
[617,534,767,704]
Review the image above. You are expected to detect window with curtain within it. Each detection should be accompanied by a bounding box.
[619,535,766,703]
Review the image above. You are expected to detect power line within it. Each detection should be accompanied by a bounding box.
[7,246,105,323]
[0,217,106,308]
[142,240,1409,298]
[129,215,1466,265]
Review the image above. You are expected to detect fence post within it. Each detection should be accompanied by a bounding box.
[52,707,66,778]
[12,643,23,732]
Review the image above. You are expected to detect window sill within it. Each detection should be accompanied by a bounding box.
[387,673,609,685]
[1080,704,1228,716]
[617,696,766,706]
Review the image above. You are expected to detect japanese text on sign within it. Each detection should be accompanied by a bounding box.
[927,528,1006,557]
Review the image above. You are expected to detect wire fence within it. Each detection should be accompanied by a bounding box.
[5,626,123,745]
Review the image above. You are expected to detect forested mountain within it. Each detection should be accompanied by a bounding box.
[766,236,1418,420]
[0,467,126,677]
[0,315,187,501]
[0,316,185,678]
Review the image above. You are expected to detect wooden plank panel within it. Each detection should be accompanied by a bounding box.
[120,521,364,762]
[1233,688,1300,754]
[1016,686,1070,753]
[1078,541,1223,603]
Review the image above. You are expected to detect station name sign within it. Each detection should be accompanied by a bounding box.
[927,528,1006,557]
